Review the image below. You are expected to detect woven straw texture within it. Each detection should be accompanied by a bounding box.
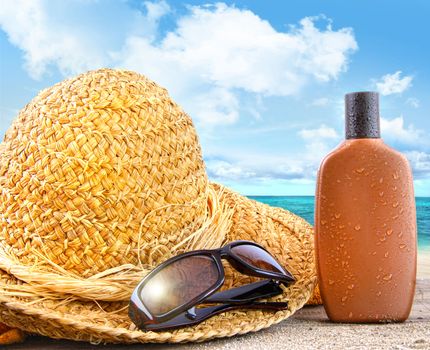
[0,69,317,344]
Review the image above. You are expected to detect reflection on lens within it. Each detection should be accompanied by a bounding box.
[231,244,290,276]
[140,255,219,316]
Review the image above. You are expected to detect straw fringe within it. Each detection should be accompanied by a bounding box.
[0,186,233,302]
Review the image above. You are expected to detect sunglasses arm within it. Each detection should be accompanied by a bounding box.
[205,279,283,304]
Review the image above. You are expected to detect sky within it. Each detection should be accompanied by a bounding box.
[0,0,429,196]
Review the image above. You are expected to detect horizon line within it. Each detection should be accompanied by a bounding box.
[246,195,430,198]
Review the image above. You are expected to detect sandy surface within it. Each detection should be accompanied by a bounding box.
[418,248,430,278]
[179,318,430,350]
[10,308,429,350]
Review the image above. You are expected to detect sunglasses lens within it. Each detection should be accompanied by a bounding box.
[231,244,292,278]
[139,255,219,316]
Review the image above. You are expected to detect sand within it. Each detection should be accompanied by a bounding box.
[11,319,430,350]
[418,248,430,278]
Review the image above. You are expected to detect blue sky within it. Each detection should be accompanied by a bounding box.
[0,0,429,196]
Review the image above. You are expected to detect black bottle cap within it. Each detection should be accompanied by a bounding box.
[345,91,380,139]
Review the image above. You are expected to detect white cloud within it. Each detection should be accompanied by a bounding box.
[191,88,240,124]
[206,154,311,182]
[299,125,339,139]
[206,124,341,182]
[404,151,430,179]
[298,125,341,173]
[119,9,357,95]
[117,8,357,125]
[379,116,430,179]
[0,0,170,79]
[406,97,420,108]
[0,2,357,126]
[206,160,255,180]
[376,71,413,96]
[380,116,422,144]
[207,120,429,184]
[311,97,330,106]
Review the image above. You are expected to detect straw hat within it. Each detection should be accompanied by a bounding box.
[0,69,317,344]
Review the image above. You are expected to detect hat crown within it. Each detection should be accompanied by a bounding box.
[0,69,208,276]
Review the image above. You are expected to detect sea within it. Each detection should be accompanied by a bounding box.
[248,196,430,252]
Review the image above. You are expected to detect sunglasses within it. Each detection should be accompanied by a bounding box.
[129,240,295,331]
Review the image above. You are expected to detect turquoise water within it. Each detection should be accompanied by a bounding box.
[248,196,430,250]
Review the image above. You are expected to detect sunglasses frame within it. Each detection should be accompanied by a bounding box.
[129,240,295,328]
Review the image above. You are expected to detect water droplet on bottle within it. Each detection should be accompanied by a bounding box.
[398,232,403,238]
[347,284,354,290]
[379,177,384,183]
[328,279,335,285]
[392,172,399,180]
[384,252,389,258]
[340,243,345,248]
[379,237,386,242]
[335,213,341,219]
[321,220,327,225]
[379,191,384,197]
[354,225,361,231]
[386,229,393,236]
[339,224,345,229]
[392,186,397,191]
[341,296,348,302]
[372,251,377,255]
[348,312,353,318]
[383,273,393,281]
[399,244,406,249]
[392,202,399,208]
[376,291,382,297]
[336,179,341,183]
[355,168,365,174]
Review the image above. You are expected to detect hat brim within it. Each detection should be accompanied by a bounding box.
[0,183,316,344]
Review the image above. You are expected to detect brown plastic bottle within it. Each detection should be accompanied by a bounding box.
[315,92,417,322]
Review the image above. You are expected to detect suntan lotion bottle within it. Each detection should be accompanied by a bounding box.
[315,91,417,322]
